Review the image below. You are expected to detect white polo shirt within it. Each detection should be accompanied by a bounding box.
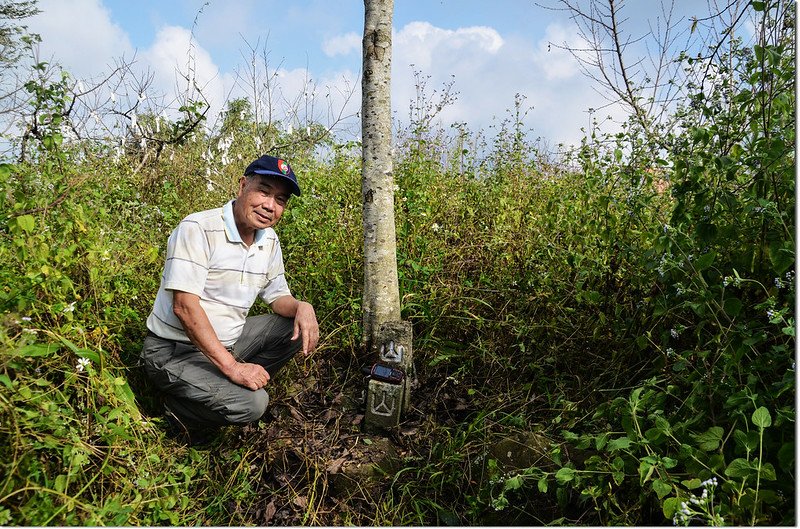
[146,199,292,346]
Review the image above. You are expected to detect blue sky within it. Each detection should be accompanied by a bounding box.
[25,0,714,150]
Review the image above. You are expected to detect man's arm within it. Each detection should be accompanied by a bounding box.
[172,290,270,390]
[270,295,319,356]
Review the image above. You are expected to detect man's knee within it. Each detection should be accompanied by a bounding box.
[223,388,269,425]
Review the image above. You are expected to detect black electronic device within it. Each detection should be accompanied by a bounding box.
[368,363,405,384]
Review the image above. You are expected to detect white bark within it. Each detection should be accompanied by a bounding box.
[361,0,400,354]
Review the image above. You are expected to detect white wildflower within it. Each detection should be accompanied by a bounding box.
[76,357,91,372]
[432,223,441,233]
[63,301,77,313]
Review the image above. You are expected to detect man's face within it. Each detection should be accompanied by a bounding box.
[234,175,290,232]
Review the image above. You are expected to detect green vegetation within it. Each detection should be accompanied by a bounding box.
[0,0,793,525]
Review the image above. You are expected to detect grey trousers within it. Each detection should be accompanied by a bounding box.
[140,314,301,429]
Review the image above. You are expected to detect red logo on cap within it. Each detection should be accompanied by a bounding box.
[278,159,289,174]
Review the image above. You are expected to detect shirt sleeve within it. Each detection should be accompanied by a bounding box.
[260,237,292,304]
[162,219,210,296]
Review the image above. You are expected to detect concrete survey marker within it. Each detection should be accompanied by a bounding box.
[365,321,412,429]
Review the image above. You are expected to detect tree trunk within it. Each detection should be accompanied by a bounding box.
[361,0,400,355]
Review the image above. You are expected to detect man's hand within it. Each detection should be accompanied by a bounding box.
[174,290,270,391]
[224,361,271,391]
[271,296,320,356]
[292,301,319,356]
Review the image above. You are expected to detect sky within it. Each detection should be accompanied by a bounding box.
[23,0,716,152]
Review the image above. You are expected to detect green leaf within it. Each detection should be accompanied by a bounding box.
[644,427,665,444]
[662,457,678,469]
[681,478,702,489]
[760,462,776,481]
[694,426,724,451]
[725,457,755,478]
[695,251,716,271]
[54,474,68,493]
[654,416,671,434]
[59,336,101,363]
[734,429,759,452]
[662,496,680,519]
[723,297,743,318]
[16,214,35,234]
[758,489,780,504]
[504,475,523,491]
[607,437,633,451]
[0,163,14,180]
[777,442,794,469]
[768,241,794,274]
[652,478,672,499]
[537,477,548,493]
[14,342,60,358]
[555,467,576,484]
[639,460,655,484]
[751,407,772,429]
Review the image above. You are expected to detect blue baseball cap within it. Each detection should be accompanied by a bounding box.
[243,155,301,196]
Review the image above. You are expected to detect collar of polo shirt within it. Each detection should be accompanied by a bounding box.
[223,200,269,246]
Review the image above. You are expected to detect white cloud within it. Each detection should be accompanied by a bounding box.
[394,21,503,72]
[27,0,134,80]
[22,3,628,151]
[323,32,361,57]
[137,26,229,132]
[532,23,584,81]
[389,20,627,149]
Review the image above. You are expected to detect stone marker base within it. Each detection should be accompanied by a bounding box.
[365,320,413,430]
[365,379,405,430]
